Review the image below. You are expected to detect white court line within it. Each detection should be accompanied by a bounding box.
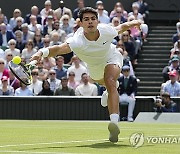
[0,135,179,149]
[0,151,75,154]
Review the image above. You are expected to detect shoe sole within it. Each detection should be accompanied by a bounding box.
[108,122,120,143]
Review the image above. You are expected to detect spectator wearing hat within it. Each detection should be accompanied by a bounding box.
[162,55,180,82]
[54,76,75,96]
[21,23,34,43]
[75,73,98,96]
[25,6,42,25]
[117,65,137,122]
[73,0,85,20]
[162,70,180,97]
[0,76,14,96]
[154,92,178,112]
[54,0,72,21]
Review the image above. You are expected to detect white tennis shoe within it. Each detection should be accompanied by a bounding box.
[108,121,120,143]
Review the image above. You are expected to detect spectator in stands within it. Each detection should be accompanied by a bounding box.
[21,23,34,43]
[121,31,136,64]
[28,15,42,33]
[172,22,180,43]
[28,69,42,95]
[73,0,85,20]
[0,76,14,96]
[43,57,56,70]
[128,3,143,21]
[75,73,98,96]
[111,7,127,23]
[0,14,11,31]
[67,71,79,90]
[36,59,49,81]
[54,56,67,80]
[110,2,128,20]
[9,70,20,91]
[42,9,56,26]
[154,92,178,112]
[97,5,110,24]
[5,39,20,57]
[135,0,149,24]
[21,39,37,64]
[118,65,137,122]
[0,8,8,24]
[162,70,180,96]
[4,52,13,69]
[67,55,88,83]
[64,10,75,28]
[43,15,54,36]
[162,55,180,82]
[60,15,73,35]
[54,0,72,21]
[0,23,15,49]
[42,36,50,48]
[50,20,66,43]
[14,30,26,53]
[33,30,44,50]
[0,47,5,59]
[47,69,61,92]
[25,6,42,25]
[50,32,62,46]
[116,40,135,76]
[40,0,52,23]
[13,17,23,33]
[0,58,9,79]
[9,9,23,30]
[54,76,75,96]
[95,1,108,16]
[15,80,33,96]
[38,80,54,96]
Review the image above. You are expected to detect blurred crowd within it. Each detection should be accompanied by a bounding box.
[0,0,149,97]
[161,16,180,97]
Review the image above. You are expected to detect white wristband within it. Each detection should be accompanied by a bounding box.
[41,48,49,57]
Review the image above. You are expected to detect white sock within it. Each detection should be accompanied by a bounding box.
[116,81,119,88]
[110,113,119,123]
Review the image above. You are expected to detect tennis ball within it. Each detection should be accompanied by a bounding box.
[12,56,21,65]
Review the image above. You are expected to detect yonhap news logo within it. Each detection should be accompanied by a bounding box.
[129,133,180,148]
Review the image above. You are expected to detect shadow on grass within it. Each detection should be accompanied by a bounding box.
[19,141,155,151]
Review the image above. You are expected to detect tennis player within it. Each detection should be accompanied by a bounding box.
[31,7,142,143]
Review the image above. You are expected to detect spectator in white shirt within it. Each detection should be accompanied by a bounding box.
[67,55,88,82]
[28,69,43,95]
[5,39,20,57]
[75,73,98,96]
[97,5,110,24]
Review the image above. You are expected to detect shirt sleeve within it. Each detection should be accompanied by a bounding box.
[99,24,118,38]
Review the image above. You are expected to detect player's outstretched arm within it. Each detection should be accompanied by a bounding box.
[116,20,142,34]
[30,43,71,62]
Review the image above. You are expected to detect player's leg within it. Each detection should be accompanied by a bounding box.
[104,64,121,143]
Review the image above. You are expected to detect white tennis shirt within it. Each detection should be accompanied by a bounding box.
[66,23,123,80]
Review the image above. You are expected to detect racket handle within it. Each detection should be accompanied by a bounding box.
[29,60,37,66]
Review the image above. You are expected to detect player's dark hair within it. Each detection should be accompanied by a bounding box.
[78,7,98,22]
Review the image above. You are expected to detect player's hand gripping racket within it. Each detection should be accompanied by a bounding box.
[9,56,37,85]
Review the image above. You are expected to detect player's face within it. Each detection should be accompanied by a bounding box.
[81,13,98,34]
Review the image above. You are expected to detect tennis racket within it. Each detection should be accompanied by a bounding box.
[9,59,37,85]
